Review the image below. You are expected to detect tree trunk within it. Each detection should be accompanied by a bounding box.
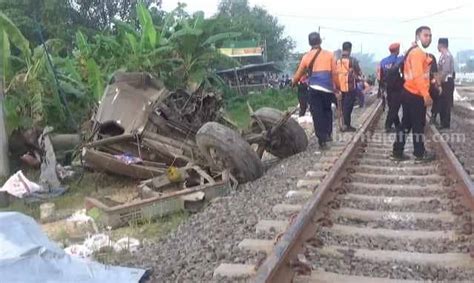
[0,80,10,177]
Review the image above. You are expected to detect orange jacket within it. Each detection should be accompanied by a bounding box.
[403,47,432,99]
[335,56,361,92]
[292,48,338,92]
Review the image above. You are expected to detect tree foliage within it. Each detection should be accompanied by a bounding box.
[0,1,295,135]
[215,0,295,62]
[0,0,162,48]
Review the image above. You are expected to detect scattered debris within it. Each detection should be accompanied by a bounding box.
[64,244,94,259]
[114,153,143,165]
[56,164,76,181]
[285,190,298,198]
[38,127,61,190]
[83,233,113,252]
[77,72,308,227]
[64,232,141,258]
[454,88,469,102]
[20,152,40,168]
[67,209,95,224]
[40,202,56,222]
[113,237,141,253]
[0,170,43,198]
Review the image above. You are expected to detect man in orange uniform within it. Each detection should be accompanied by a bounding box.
[336,42,362,132]
[292,32,339,149]
[392,26,436,162]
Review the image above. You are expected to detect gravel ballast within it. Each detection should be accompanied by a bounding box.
[116,101,374,282]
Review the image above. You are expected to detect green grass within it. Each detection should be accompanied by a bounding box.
[52,172,136,211]
[110,211,188,241]
[0,171,138,219]
[224,88,299,128]
[0,200,40,218]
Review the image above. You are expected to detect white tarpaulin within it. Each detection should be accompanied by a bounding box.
[0,212,146,283]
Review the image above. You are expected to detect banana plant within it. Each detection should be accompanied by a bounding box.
[1,12,86,134]
[167,11,241,90]
[0,12,31,86]
[73,2,179,97]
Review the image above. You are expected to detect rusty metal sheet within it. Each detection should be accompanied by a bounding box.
[93,72,170,136]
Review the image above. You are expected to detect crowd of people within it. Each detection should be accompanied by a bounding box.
[292,26,456,162]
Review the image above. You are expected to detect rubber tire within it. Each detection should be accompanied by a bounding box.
[250,107,308,158]
[196,122,264,184]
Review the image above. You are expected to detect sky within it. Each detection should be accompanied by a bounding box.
[161,0,474,62]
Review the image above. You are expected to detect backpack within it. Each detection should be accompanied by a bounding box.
[384,46,416,90]
[336,57,356,92]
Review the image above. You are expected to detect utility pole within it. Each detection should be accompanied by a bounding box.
[263,38,268,63]
[0,79,9,177]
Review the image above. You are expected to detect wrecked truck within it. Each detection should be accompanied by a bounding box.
[82,72,308,227]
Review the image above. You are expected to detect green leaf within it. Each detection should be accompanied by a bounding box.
[75,31,90,56]
[0,29,11,84]
[33,39,65,60]
[86,58,104,102]
[202,32,241,46]
[145,46,174,58]
[0,12,31,62]
[192,12,205,29]
[59,80,84,98]
[169,27,203,41]
[61,60,82,82]
[113,20,138,37]
[137,2,157,48]
[125,32,138,54]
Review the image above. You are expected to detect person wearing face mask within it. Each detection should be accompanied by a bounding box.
[392,26,436,162]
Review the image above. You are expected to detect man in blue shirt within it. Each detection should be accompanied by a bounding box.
[380,43,404,132]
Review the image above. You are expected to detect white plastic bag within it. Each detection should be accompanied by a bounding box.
[113,237,140,253]
[0,170,44,198]
[64,244,93,259]
[83,234,112,252]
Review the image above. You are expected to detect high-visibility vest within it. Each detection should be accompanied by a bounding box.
[403,47,432,98]
[336,57,356,92]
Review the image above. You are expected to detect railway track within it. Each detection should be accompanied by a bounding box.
[213,100,474,282]
[449,102,474,181]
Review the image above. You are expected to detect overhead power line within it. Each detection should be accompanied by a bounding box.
[317,25,472,40]
[401,5,465,23]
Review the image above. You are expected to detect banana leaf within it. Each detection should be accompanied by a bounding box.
[202,32,241,47]
[0,12,31,61]
[0,29,10,84]
[137,2,157,49]
[75,31,91,56]
[86,58,104,102]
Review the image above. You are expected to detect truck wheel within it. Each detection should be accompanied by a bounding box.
[196,122,264,184]
[250,107,308,158]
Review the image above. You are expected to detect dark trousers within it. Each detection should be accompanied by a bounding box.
[308,88,334,145]
[431,92,440,119]
[357,91,365,107]
[393,89,427,157]
[385,88,402,129]
[342,91,356,127]
[297,85,309,117]
[439,78,455,127]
